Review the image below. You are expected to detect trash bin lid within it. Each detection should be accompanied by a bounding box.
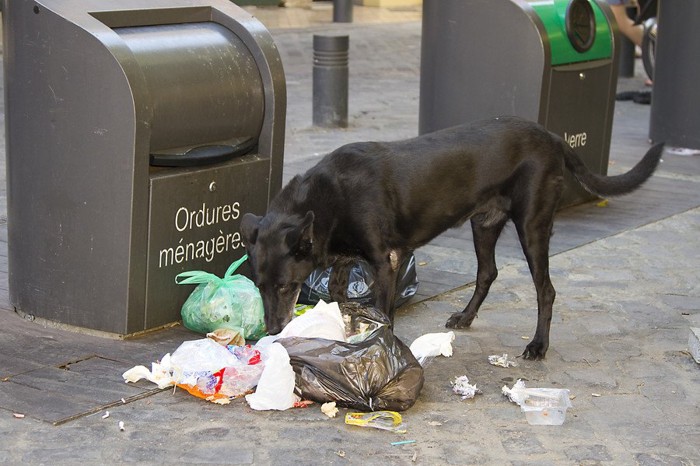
[529,0,613,65]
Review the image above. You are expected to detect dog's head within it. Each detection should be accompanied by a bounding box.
[240,210,316,335]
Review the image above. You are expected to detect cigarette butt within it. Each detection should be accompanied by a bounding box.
[102,411,110,419]
[118,421,125,431]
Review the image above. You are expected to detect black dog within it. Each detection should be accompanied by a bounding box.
[241,116,662,359]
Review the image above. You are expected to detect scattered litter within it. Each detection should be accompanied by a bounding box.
[391,440,416,446]
[345,411,407,433]
[206,328,245,347]
[121,398,126,404]
[321,402,339,418]
[12,413,25,419]
[418,261,428,266]
[665,146,700,156]
[689,327,700,364]
[122,359,173,389]
[118,421,125,431]
[488,353,518,368]
[591,393,602,397]
[335,450,346,458]
[428,421,443,426]
[293,400,314,408]
[502,379,572,425]
[102,411,110,419]
[502,379,528,404]
[208,397,231,405]
[596,199,609,207]
[294,304,314,316]
[521,336,529,340]
[123,338,269,404]
[451,375,482,400]
[409,331,455,366]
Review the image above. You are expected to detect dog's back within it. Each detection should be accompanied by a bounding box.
[296,117,567,250]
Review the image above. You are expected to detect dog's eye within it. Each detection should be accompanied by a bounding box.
[278,283,296,293]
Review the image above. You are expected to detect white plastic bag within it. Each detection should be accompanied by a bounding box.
[245,342,299,411]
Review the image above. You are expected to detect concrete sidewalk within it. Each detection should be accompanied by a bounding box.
[1,5,699,465]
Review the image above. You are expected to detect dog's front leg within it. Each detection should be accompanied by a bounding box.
[328,257,354,303]
[447,216,508,329]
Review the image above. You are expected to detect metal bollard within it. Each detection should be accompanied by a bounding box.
[333,0,353,23]
[313,35,349,128]
[618,36,635,78]
[649,1,700,153]
[618,6,637,78]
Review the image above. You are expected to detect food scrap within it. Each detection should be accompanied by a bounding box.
[321,402,339,418]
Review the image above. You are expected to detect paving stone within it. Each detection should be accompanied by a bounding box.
[635,453,696,466]
[565,444,612,462]
[499,429,546,455]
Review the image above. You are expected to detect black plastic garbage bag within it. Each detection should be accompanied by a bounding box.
[278,304,424,412]
[298,254,419,307]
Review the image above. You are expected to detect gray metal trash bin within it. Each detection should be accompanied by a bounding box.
[3,0,286,335]
[419,0,619,207]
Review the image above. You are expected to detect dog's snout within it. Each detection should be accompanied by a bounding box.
[264,313,291,336]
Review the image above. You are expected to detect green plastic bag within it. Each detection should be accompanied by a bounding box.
[176,255,266,340]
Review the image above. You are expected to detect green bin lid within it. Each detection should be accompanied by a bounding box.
[529,0,613,65]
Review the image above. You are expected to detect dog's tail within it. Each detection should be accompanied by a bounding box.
[563,142,664,197]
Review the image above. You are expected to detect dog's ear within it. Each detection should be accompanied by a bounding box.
[240,213,262,245]
[288,211,314,259]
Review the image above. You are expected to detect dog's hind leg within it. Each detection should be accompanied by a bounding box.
[446,214,508,329]
[513,201,558,360]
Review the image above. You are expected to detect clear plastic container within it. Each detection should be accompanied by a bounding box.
[519,388,572,425]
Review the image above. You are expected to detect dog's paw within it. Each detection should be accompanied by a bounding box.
[445,312,474,329]
[521,341,548,360]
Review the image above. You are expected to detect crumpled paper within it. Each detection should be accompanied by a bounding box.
[502,379,528,404]
[488,353,518,368]
[122,354,175,389]
[409,331,455,366]
[451,375,481,400]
